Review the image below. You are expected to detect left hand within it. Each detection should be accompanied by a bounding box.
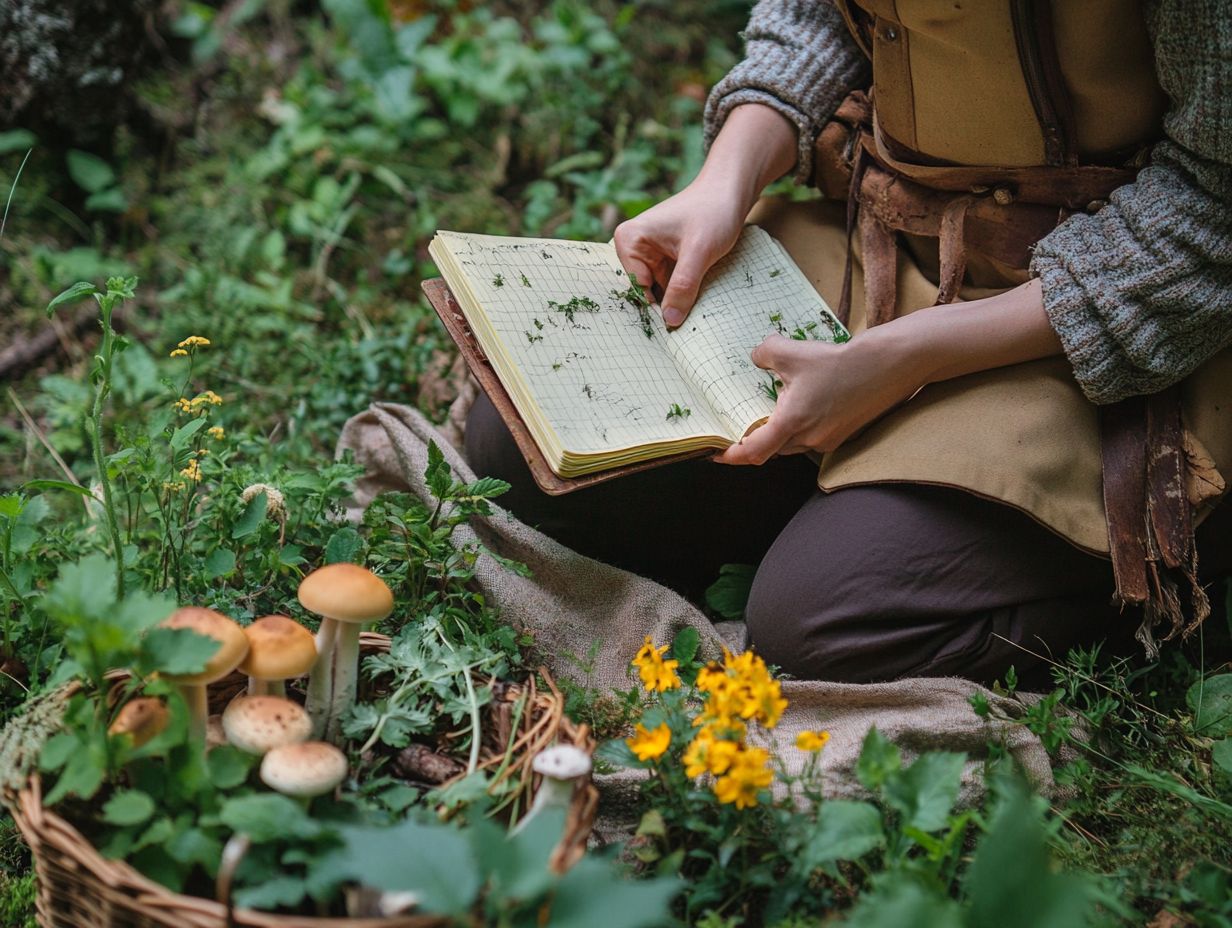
[715,331,925,465]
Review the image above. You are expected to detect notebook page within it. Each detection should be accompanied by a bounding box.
[431,231,729,457]
[661,226,847,437]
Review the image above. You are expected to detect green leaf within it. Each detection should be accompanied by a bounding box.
[43,741,106,805]
[595,737,648,770]
[219,794,320,843]
[460,476,510,500]
[101,789,156,826]
[314,819,481,915]
[46,281,99,316]
[0,129,36,155]
[165,826,224,877]
[1187,674,1232,737]
[798,800,885,871]
[884,751,966,834]
[17,480,98,500]
[324,526,363,564]
[965,779,1099,928]
[139,627,219,677]
[844,880,964,928]
[66,150,116,193]
[169,416,208,451]
[232,490,269,540]
[670,626,700,667]
[704,564,756,620]
[204,547,237,581]
[39,732,80,772]
[84,188,127,213]
[233,876,309,911]
[207,745,254,789]
[1212,737,1232,777]
[425,440,452,501]
[545,856,679,928]
[855,727,901,792]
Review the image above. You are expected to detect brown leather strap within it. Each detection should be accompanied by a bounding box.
[859,206,898,326]
[935,195,975,305]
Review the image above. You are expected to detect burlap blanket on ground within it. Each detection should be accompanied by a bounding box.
[337,401,1058,815]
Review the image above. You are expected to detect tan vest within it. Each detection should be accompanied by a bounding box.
[809,0,1232,557]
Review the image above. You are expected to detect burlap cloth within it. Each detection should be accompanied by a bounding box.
[338,398,1060,824]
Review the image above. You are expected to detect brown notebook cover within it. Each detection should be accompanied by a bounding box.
[422,277,712,495]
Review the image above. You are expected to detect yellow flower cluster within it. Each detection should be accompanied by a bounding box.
[173,391,225,415]
[208,426,225,440]
[796,730,830,753]
[161,480,185,493]
[627,722,671,761]
[169,348,188,358]
[632,636,681,693]
[180,459,203,482]
[695,648,788,732]
[177,336,210,349]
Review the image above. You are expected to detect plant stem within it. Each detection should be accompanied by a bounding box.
[91,301,126,597]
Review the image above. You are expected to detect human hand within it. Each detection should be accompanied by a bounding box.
[613,181,748,329]
[714,330,927,465]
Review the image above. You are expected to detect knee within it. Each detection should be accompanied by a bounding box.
[744,560,846,681]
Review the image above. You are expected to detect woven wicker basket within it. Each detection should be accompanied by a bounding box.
[8,632,599,928]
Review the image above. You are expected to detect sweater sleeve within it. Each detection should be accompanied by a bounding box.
[1028,3,1232,405]
[702,0,870,184]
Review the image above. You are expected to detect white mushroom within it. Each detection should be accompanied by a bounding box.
[260,741,348,798]
[222,695,312,755]
[511,745,592,836]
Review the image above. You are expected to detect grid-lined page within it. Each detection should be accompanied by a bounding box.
[662,226,846,437]
[432,231,729,455]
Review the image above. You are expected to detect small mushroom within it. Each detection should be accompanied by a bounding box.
[298,564,393,742]
[108,697,169,748]
[511,744,592,836]
[222,695,312,755]
[238,615,317,697]
[160,607,249,741]
[260,741,348,798]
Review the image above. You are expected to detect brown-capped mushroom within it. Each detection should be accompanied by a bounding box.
[298,564,393,742]
[259,740,348,798]
[238,615,317,697]
[108,697,169,748]
[222,695,312,755]
[160,607,249,741]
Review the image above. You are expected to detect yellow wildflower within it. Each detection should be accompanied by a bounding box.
[208,426,225,440]
[627,722,671,761]
[180,459,202,483]
[161,480,185,493]
[632,636,681,693]
[173,397,193,414]
[796,730,831,753]
[713,745,773,809]
[684,726,741,778]
[177,336,211,349]
[195,448,209,457]
[189,390,223,408]
[169,348,189,358]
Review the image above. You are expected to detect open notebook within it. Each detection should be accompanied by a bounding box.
[427,225,847,492]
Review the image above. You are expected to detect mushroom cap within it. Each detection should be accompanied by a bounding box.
[160,607,249,685]
[296,564,393,624]
[108,698,169,748]
[239,615,317,680]
[260,741,348,797]
[532,744,592,781]
[222,695,312,755]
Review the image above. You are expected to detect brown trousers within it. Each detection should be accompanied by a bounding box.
[465,392,1231,685]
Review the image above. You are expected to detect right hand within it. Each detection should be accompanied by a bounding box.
[613,181,749,329]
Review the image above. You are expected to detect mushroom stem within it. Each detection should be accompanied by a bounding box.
[179,683,209,742]
[324,623,361,744]
[305,618,338,739]
[246,678,285,698]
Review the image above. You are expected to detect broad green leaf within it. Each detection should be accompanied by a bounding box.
[314,819,480,915]
[233,876,309,911]
[66,150,116,193]
[856,727,901,792]
[85,188,128,213]
[461,476,510,500]
[101,789,156,826]
[670,626,700,667]
[545,856,679,928]
[139,627,219,676]
[965,779,1099,928]
[799,800,885,870]
[207,745,254,790]
[704,564,756,620]
[844,880,964,928]
[165,826,224,877]
[1187,674,1232,737]
[472,808,562,903]
[884,751,966,833]
[219,794,320,843]
[232,490,269,540]
[169,416,208,450]
[43,554,117,624]
[204,547,237,581]
[39,732,80,772]
[596,737,647,770]
[0,129,36,155]
[43,741,106,805]
[46,281,99,315]
[324,526,363,564]
[425,440,452,501]
[1212,737,1232,777]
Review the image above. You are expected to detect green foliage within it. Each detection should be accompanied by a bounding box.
[704,564,756,621]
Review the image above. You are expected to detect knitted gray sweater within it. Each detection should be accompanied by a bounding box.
[703,0,1232,405]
